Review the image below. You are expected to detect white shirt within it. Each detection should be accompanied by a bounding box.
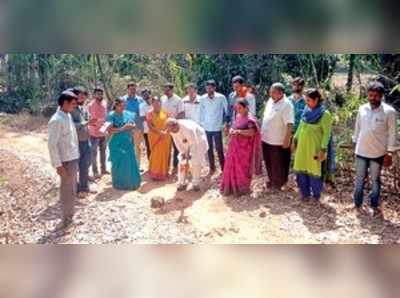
[199,92,228,132]
[48,110,80,168]
[170,119,209,157]
[183,94,201,124]
[261,96,294,145]
[140,100,153,133]
[353,102,398,158]
[161,94,184,118]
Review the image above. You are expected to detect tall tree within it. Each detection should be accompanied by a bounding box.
[346,54,355,94]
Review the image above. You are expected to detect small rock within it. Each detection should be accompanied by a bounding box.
[214,227,227,237]
[259,211,267,218]
[204,231,212,237]
[177,215,190,224]
[151,197,165,209]
[229,227,240,233]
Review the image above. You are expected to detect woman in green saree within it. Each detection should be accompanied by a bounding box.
[106,98,141,190]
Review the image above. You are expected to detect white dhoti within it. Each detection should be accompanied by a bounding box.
[178,147,207,187]
[171,120,209,187]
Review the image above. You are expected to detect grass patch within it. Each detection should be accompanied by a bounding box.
[0,113,48,132]
[0,175,6,186]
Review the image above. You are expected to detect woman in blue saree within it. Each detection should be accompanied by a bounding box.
[106,98,141,190]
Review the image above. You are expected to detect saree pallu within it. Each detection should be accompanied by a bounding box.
[107,111,141,190]
[147,110,172,180]
[221,114,262,196]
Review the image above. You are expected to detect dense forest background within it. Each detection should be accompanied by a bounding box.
[2,53,398,167]
[1,54,399,116]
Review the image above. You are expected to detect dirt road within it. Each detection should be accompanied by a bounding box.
[1,118,399,244]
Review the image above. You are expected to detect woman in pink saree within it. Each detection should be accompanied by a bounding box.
[221,99,262,196]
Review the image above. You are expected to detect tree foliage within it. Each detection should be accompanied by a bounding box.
[0,54,399,115]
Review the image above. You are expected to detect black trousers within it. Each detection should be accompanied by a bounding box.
[144,133,151,161]
[206,131,225,171]
[262,142,291,188]
[172,141,179,168]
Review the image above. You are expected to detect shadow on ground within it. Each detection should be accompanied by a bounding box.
[223,177,340,235]
[155,176,213,215]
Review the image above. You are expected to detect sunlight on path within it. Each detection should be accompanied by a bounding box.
[1,125,399,244]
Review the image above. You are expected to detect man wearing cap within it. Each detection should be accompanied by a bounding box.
[199,79,229,175]
[182,83,201,124]
[48,90,80,228]
[122,81,145,170]
[161,83,185,173]
[228,75,257,122]
[88,87,109,179]
[70,86,96,198]
[140,89,153,161]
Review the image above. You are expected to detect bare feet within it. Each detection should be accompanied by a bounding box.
[88,186,98,194]
[177,184,187,192]
[171,168,178,176]
[372,207,384,219]
[77,192,87,199]
[354,205,368,215]
[55,216,73,231]
[191,185,201,192]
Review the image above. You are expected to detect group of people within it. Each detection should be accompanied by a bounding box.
[48,76,398,227]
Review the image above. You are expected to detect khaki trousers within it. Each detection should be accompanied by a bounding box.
[60,160,78,221]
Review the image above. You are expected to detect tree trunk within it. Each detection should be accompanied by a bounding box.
[95,54,113,108]
[380,54,400,109]
[309,54,320,87]
[346,54,355,94]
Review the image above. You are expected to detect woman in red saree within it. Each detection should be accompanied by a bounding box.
[221,99,262,196]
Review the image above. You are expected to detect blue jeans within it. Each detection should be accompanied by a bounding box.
[296,173,323,200]
[353,155,384,208]
[78,140,91,192]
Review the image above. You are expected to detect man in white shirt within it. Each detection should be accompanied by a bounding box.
[161,83,184,173]
[166,118,209,192]
[48,90,80,228]
[228,75,257,121]
[199,80,229,175]
[352,81,398,216]
[261,82,294,190]
[182,83,201,124]
[140,89,153,161]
